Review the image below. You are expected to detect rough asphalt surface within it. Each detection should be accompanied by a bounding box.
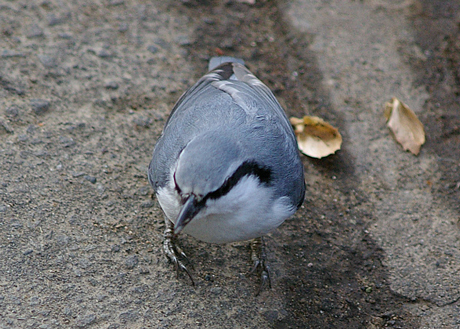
[1,0,459,328]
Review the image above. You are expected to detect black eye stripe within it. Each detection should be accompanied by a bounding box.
[206,161,272,201]
[174,161,272,208]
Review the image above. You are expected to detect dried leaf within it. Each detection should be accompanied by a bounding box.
[290,116,342,159]
[384,97,425,155]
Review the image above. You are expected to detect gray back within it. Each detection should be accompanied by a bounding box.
[148,60,305,206]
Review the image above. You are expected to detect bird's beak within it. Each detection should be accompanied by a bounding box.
[174,194,201,235]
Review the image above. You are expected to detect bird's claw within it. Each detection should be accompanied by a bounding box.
[247,237,271,295]
[163,220,195,286]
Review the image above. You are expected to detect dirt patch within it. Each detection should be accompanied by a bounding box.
[408,0,460,214]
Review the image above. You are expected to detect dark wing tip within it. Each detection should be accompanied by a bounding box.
[208,56,245,71]
[211,62,237,80]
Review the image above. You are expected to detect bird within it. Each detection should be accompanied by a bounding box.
[148,56,305,291]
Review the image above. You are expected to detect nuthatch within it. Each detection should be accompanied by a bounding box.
[148,57,305,290]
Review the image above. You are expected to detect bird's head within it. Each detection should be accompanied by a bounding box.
[172,131,271,235]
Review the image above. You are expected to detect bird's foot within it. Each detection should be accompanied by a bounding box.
[247,237,271,295]
[163,221,195,286]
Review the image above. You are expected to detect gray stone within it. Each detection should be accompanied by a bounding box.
[175,35,192,46]
[84,175,97,184]
[118,23,129,32]
[30,99,50,115]
[75,314,97,328]
[38,55,57,68]
[0,121,14,134]
[5,105,19,117]
[108,0,125,6]
[59,136,75,147]
[147,45,159,54]
[140,200,154,208]
[104,81,119,89]
[1,50,25,58]
[124,255,138,269]
[25,24,44,38]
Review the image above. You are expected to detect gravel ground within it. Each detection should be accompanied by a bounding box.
[1,0,459,328]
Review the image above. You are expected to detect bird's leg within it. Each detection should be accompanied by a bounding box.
[247,237,271,294]
[163,218,195,285]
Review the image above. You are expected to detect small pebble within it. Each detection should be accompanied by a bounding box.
[26,125,37,134]
[154,38,170,50]
[11,221,23,229]
[58,33,73,39]
[138,186,150,196]
[1,50,25,58]
[63,307,72,316]
[202,17,215,25]
[38,55,57,68]
[210,287,222,295]
[47,13,62,26]
[139,268,150,274]
[84,175,97,184]
[18,134,28,142]
[118,23,128,32]
[104,81,119,90]
[108,0,125,5]
[0,121,14,134]
[59,136,75,147]
[125,255,139,269]
[30,99,50,115]
[140,200,154,208]
[176,35,192,46]
[28,296,40,305]
[98,49,113,58]
[25,24,44,38]
[147,45,159,54]
[75,314,97,328]
[5,105,19,117]
[34,150,48,157]
[133,116,151,128]
[119,311,139,323]
[262,310,279,322]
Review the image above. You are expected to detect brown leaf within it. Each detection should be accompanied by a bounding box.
[290,116,342,159]
[384,97,425,155]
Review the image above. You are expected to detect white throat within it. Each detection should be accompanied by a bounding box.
[157,175,296,244]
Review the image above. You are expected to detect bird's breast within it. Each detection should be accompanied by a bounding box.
[159,175,296,244]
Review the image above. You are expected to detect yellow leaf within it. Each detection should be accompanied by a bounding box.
[384,97,425,155]
[290,116,342,159]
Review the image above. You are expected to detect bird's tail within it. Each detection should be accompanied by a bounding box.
[208,56,245,71]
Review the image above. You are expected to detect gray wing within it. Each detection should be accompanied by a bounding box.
[149,63,245,191]
[149,61,305,207]
[213,63,296,142]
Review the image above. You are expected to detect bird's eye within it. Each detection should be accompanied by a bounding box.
[173,173,182,194]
